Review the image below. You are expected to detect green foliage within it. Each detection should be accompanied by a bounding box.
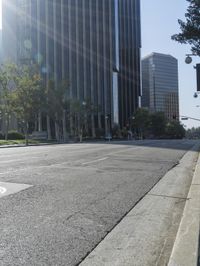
[7,131,24,140]
[171,0,200,55]
[132,109,184,139]
[165,121,186,139]
[0,62,18,139]
[10,64,42,145]
[70,99,97,140]
[133,108,150,129]
[121,127,128,138]
[11,65,42,122]
[186,126,200,138]
[46,79,70,119]
[132,108,150,138]
[0,62,17,91]
[150,112,166,137]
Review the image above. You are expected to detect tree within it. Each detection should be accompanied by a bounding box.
[132,108,150,139]
[0,63,17,140]
[46,79,70,142]
[165,121,186,139]
[11,65,42,145]
[150,112,166,138]
[70,99,97,142]
[186,126,200,138]
[171,0,200,56]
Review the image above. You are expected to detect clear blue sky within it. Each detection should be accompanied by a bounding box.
[0,1,199,128]
[0,0,1,29]
[141,0,200,128]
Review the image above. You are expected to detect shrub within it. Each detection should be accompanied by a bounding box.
[7,131,25,140]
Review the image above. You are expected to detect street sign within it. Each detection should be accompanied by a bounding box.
[181,117,188,120]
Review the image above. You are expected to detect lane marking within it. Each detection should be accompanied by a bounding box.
[105,146,139,156]
[0,147,144,175]
[0,141,193,175]
[82,157,108,165]
[0,186,7,194]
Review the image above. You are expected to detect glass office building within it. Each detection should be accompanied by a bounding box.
[142,53,179,121]
[2,0,141,134]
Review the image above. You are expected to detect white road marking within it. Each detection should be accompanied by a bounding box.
[105,146,141,156]
[0,147,143,175]
[0,186,7,194]
[82,157,109,165]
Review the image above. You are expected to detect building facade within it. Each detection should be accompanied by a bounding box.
[2,0,141,136]
[141,53,179,121]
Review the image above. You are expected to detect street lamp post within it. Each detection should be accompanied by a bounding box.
[185,54,193,64]
[185,54,200,95]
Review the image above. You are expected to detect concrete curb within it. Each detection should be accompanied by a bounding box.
[168,151,200,266]
[79,143,200,266]
[0,142,63,149]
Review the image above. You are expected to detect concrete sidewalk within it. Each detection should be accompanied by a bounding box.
[79,144,200,266]
[168,148,200,266]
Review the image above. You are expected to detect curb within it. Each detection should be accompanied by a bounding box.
[79,143,200,266]
[168,151,200,266]
[0,142,66,149]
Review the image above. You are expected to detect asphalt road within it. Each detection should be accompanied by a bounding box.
[0,139,197,266]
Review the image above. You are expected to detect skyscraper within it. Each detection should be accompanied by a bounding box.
[142,52,179,121]
[2,0,141,136]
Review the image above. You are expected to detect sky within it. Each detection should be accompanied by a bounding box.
[0,0,199,128]
[141,0,200,128]
[0,0,1,29]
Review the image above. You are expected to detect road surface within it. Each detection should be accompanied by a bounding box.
[0,140,197,265]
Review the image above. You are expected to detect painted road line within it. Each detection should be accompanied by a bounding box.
[0,182,32,199]
[0,186,6,194]
[82,157,109,165]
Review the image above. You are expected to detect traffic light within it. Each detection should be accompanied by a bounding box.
[196,63,200,91]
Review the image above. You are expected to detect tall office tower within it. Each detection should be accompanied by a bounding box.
[142,53,179,121]
[2,0,141,135]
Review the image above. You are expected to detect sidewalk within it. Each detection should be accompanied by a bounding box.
[168,147,200,266]
[80,143,200,266]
